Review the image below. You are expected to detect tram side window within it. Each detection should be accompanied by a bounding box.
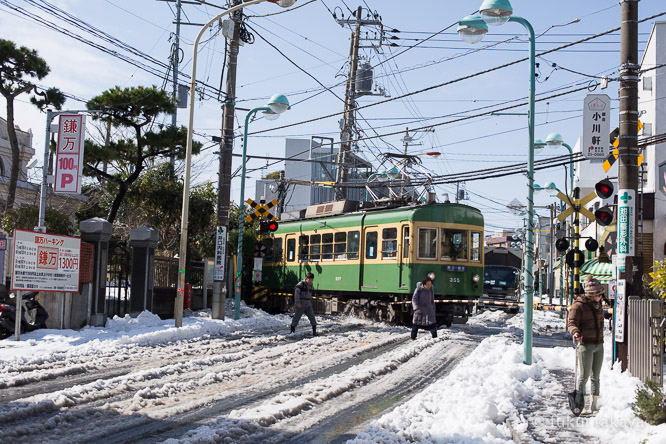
[334,232,347,260]
[403,227,410,259]
[347,230,360,259]
[264,237,274,262]
[299,235,309,261]
[382,228,397,259]
[322,233,334,260]
[309,234,321,261]
[366,231,378,259]
[418,228,437,259]
[441,229,468,261]
[471,232,481,261]
[287,238,296,262]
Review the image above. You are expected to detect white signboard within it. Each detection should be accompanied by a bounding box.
[54,114,86,194]
[214,226,227,281]
[254,257,263,272]
[582,94,611,159]
[614,279,626,342]
[617,189,635,256]
[11,230,81,292]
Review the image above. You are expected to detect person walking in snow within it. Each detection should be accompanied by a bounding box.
[568,275,605,415]
[290,272,317,336]
[411,275,437,340]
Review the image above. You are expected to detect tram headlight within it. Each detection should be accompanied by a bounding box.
[428,272,436,281]
[472,274,480,283]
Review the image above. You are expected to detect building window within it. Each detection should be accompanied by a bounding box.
[418,228,437,259]
[382,227,397,259]
[347,230,360,260]
[334,232,347,260]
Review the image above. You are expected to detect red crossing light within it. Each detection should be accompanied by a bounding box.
[268,221,279,232]
[595,179,614,199]
[594,207,614,226]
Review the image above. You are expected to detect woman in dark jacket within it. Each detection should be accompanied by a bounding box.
[568,275,605,415]
[411,275,437,340]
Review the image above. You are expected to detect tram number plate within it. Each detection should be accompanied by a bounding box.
[449,277,461,283]
[335,276,342,281]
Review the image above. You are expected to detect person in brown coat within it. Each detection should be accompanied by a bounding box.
[568,275,605,415]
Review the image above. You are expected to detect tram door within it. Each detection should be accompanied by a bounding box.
[359,226,378,290]
[399,225,410,290]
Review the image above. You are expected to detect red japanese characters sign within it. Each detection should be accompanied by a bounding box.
[54,114,86,194]
[11,230,81,292]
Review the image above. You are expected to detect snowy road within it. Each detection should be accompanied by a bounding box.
[0,314,484,444]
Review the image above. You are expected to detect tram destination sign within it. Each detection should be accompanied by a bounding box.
[11,230,81,292]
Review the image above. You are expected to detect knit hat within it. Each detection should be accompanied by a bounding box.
[584,275,604,296]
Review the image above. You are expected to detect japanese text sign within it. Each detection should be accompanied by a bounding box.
[617,189,635,256]
[214,226,227,281]
[55,114,86,194]
[11,230,81,292]
[582,94,611,159]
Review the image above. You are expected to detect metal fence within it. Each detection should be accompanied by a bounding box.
[628,297,664,385]
[106,240,131,318]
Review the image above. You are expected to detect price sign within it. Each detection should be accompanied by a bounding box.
[11,230,81,292]
[54,114,86,194]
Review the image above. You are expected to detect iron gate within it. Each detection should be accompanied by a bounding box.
[106,239,131,318]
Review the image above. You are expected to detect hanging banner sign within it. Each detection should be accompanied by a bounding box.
[616,189,635,256]
[615,279,626,343]
[214,226,227,281]
[582,94,611,159]
[11,230,80,292]
[54,114,86,194]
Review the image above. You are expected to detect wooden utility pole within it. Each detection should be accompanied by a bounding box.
[335,6,362,200]
[212,2,243,320]
[616,0,640,371]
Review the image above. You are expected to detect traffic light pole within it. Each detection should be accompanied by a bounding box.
[616,0,640,372]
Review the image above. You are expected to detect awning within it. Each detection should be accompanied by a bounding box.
[580,258,613,283]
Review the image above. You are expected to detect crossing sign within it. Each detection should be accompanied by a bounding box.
[245,198,278,223]
[602,121,644,173]
[556,191,596,222]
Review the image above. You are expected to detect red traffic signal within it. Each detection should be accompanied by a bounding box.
[595,206,614,226]
[595,179,614,199]
[268,221,279,232]
[259,220,270,232]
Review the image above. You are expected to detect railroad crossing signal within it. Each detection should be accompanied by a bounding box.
[556,191,596,222]
[245,198,278,223]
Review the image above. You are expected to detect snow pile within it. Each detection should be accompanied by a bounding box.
[349,334,538,444]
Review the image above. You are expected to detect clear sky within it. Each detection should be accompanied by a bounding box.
[1,0,664,233]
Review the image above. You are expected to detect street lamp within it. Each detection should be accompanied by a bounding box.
[459,0,536,364]
[235,94,290,320]
[176,0,297,327]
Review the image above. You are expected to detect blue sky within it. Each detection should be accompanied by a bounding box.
[1,0,664,233]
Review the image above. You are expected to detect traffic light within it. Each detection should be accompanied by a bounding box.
[555,238,570,253]
[259,219,279,233]
[585,237,599,252]
[594,179,615,226]
[595,178,614,199]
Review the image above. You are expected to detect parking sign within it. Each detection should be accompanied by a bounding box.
[54,114,86,194]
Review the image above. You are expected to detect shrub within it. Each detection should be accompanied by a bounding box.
[633,379,666,425]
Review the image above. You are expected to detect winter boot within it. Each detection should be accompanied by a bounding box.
[312,325,317,336]
[290,325,295,334]
[581,395,592,415]
[590,395,599,414]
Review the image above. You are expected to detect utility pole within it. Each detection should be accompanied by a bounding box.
[616,0,640,371]
[212,1,243,320]
[170,0,182,170]
[335,6,362,200]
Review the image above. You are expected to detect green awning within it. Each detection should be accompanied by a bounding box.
[580,258,613,283]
